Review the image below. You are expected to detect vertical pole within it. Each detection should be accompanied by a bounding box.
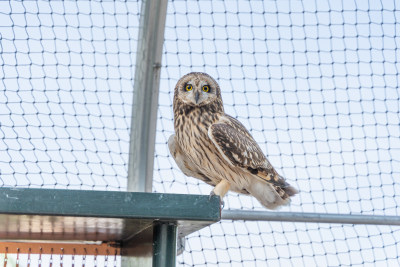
[123,0,168,266]
[127,0,168,193]
[152,222,177,267]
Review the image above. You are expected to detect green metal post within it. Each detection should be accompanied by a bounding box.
[152,222,177,267]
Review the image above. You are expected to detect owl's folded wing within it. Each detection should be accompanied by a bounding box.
[208,115,294,192]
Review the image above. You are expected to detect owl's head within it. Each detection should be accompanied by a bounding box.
[174,72,222,107]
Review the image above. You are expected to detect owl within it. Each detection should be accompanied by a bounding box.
[168,72,298,209]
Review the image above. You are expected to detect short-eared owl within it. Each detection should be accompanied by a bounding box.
[169,72,297,209]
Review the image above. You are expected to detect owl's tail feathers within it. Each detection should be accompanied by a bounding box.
[280,178,299,197]
[247,178,298,210]
[285,185,298,196]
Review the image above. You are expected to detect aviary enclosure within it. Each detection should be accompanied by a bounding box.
[0,0,399,266]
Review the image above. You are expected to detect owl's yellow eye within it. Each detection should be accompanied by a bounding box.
[202,85,210,92]
[185,84,193,91]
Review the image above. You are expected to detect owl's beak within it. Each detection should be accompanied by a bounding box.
[195,91,200,104]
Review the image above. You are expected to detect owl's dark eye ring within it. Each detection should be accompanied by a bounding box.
[185,84,193,91]
[202,85,210,92]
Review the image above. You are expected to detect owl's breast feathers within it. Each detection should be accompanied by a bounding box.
[174,98,222,140]
[173,99,235,184]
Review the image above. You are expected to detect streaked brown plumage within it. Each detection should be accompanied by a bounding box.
[169,72,298,209]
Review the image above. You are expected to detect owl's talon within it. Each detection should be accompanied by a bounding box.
[209,190,225,208]
[209,190,216,201]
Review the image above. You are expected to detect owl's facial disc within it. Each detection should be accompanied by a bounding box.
[175,73,221,108]
[182,81,216,106]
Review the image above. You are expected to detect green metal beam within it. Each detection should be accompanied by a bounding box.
[0,188,220,221]
[152,222,177,267]
[0,188,221,254]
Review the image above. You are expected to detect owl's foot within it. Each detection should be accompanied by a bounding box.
[209,190,225,208]
[209,180,230,208]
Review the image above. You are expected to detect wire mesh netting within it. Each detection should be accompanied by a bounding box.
[1,0,400,266]
[0,0,140,190]
[154,0,400,266]
[0,1,138,266]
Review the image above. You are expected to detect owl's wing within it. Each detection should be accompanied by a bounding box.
[208,115,295,195]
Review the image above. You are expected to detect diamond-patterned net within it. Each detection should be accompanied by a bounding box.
[0,0,140,191]
[154,0,400,266]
